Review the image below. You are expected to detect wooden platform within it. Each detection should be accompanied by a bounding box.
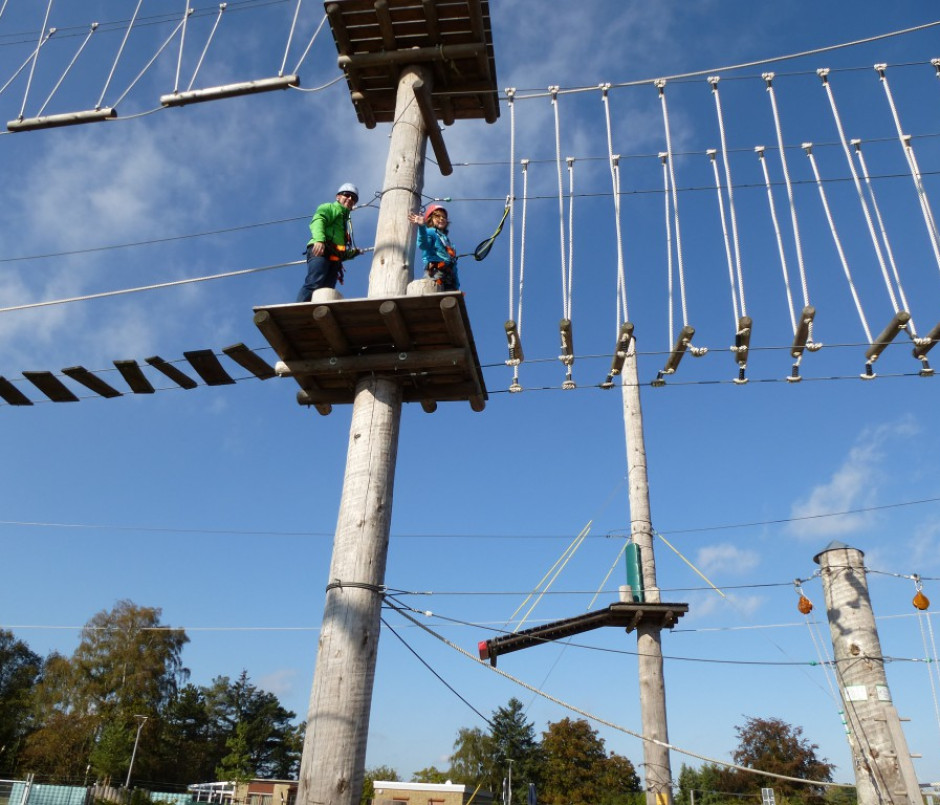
[325,0,499,127]
[253,292,488,413]
[478,601,690,666]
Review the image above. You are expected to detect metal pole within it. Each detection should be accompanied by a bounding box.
[297,63,429,805]
[125,715,148,788]
[620,348,674,805]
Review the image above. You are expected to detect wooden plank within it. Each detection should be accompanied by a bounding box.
[0,376,33,405]
[145,356,198,390]
[379,299,413,350]
[22,371,79,402]
[114,360,155,394]
[62,366,123,398]
[281,347,468,376]
[222,343,277,380]
[183,350,235,386]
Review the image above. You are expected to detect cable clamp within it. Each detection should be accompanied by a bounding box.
[325,580,385,594]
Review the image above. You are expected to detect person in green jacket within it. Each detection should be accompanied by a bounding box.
[296,182,361,301]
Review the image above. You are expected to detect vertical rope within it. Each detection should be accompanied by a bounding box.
[915,608,940,742]
[517,160,529,335]
[280,0,303,77]
[174,0,193,93]
[757,146,798,334]
[661,152,675,349]
[657,79,689,327]
[875,64,940,277]
[18,0,55,120]
[110,15,189,108]
[507,88,516,322]
[853,141,919,337]
[601,84,629,326]
[566,157,575,322]
[763,73,811,311]
[708,150,740,329]
[709,76,746,317]
[819,70,902,314]
[803,144,873,343]
[97,0,144,110]
[37,23,98,117]
[550,87,569,322]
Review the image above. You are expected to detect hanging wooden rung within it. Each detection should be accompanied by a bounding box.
[113,360,155,394]
[652,325,694,387]
[146,356,198,389]
[863,310,911,377]
[791,306,816,359]
[601,322,634,389]
[558,318,576,389]
[504,319,524,365]
[61,366,122,399]
[0,376,32,406]
[22,371,79,403]
[912,320,940,377]
[184,350,236,386]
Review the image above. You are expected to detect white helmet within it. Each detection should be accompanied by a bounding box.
[336,182,359,200]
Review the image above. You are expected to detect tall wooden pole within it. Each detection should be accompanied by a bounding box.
[297,63,430,805]
[620,348,673,805]
[814,543,922,805]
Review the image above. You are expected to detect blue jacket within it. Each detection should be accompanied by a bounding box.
[415,225,457,270]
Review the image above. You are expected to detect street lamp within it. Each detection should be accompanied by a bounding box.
[125,715,148,788]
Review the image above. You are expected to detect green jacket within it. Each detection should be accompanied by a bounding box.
[307,201,353,258]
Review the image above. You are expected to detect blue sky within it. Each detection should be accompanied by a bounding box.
[2,0,940,791]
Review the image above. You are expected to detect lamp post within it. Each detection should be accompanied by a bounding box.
[125,715,148,788]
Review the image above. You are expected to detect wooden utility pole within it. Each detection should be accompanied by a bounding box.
[814,542,922,805]
[620,346,674,805]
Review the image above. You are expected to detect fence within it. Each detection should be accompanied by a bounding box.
[0,780,193,805]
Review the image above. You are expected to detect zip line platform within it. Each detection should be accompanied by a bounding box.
[253,291,488,414]
[478,601,690,666]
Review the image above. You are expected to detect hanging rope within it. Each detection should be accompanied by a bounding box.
[280,0,304,78]
[508,88,516,323]
[36,23,98,117]
[291,13,328,75]
[566,156,576,321]
[708,149,740,329]
[756,146,798,334]
[173,0,194,94]
[97,0,144,110]
[875,64,940,278]
[17,0,55,120]
[187,3,228,91]
[0,34,55,102]
[911,576,940,743]
[657,80,689,330]
[505,87,524,393]
[661,150,675,350]
[110,12,191,108]
[802,143,873,345]
[600,84,628,328]
[508,158,529,394]
[550,86,576,389]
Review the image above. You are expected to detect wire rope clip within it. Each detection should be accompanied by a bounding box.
[504,319,524,366]
[559,318,576,389]
[918,357,934,377]
[786,362,802,384]
[861,362,876,380]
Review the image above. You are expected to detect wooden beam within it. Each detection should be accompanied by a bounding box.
[22,371,79,403]
[183,350,235,386]
[280,347,468,376]
[0,376,33,405]
[222,343,277,380]
[145,356,198,390]
[62,366,123,399]
[114,360,155,394]
[413,79,453,175]
[312,305,351,354]
[439,294,468,345]
[378,300,413,350]
[253,309,296,360]
[337,42,484,70]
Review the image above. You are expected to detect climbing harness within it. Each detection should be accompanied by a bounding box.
[763,72,821,381]
[653,79,706,387]
[708,77,751,384]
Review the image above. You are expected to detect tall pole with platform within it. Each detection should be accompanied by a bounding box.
[252,5,498,805]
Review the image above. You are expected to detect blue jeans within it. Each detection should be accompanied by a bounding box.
[296,250,340,302]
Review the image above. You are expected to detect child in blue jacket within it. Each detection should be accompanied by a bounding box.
[408,204,459,290]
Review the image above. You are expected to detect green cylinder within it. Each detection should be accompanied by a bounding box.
[625,543,644,603]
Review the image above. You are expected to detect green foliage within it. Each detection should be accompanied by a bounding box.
[412,766,450,783]
[482,698,543,805]
[0,629,42,775]
[449,726,489,785]
[361,765,401,805]
[216,722,254,784]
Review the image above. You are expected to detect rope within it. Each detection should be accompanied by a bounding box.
[853,141,921,339]
[657,80,689,328]
[708,76,746,317]
[819,70,904,316]
[803,144,873,344]
[173,0,193,94]
[763,74,812,318]
[97,0,143,110]
[756,146,798,334]
[876,64,940,278]
[187,3,227,91]
[17,0,54,120]
[110,14,190,108]
[661,152,675,348]
[550,87,570,321]
[0,260,299,314]
[518,160,529,332]
[566,157,575,322]
[280,0,303,77]
[708,149,740,329]
[386,599,852,789]
[36,23,98,117]
[508,88,516,322]
[601,84,629,327]
[291,12,328,75]
[912,580,940,741]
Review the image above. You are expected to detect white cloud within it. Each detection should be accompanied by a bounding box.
[696,542,760,576]
[787,417,919,540]
[257,667,300,701]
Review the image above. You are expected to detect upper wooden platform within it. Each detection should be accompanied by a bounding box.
[478,601,690,666]
[253,292,488,414]
[325,0,499,127]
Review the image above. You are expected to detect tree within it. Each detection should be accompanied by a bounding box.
[216,721,254,784]
[675,763,726,805]
[726,716,835,805]
[483,699,543,805]
[361,765,401,805]
[0,630,42,775]
[540,718,640,805]
[449,726,489,785]
[412,766,450,783]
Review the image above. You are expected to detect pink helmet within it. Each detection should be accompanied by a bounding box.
[424,204,448,223]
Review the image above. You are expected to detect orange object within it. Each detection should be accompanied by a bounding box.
[797,594,814,614]
[913,590,930,611]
